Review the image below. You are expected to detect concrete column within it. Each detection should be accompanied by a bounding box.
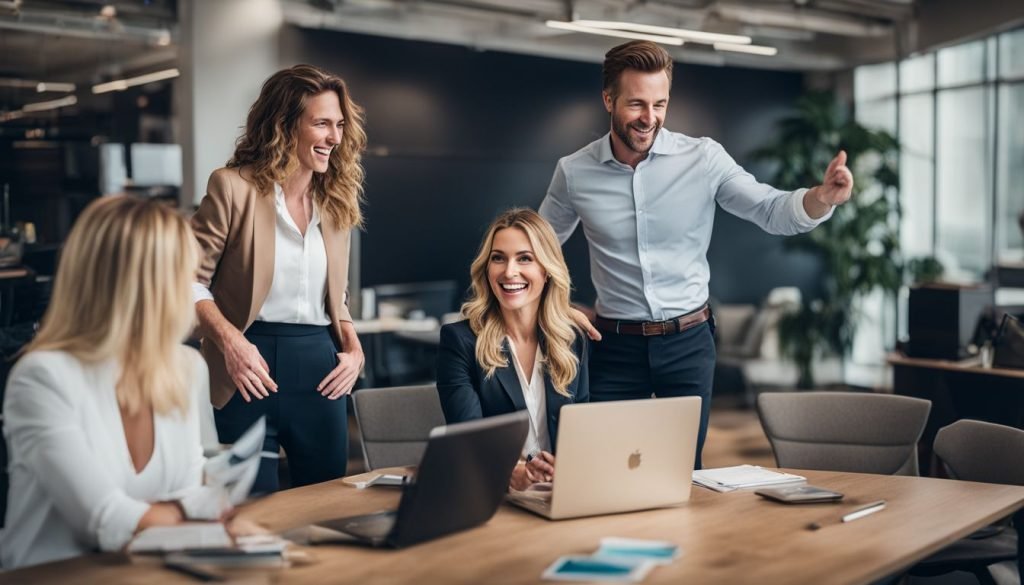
[178,0,283,207]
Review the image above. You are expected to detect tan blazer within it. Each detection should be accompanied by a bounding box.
[192,166,353,408]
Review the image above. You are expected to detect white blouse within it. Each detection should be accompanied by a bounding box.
[1,347,211,569]
[506,339,551,456]
[192,183,330,325]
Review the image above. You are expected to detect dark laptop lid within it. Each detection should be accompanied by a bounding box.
[388,411,528,547]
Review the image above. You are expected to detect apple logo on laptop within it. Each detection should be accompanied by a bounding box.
[628,450,642,469]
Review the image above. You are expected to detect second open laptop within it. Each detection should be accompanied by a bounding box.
[318,411,528,548]
[506,396,701,520]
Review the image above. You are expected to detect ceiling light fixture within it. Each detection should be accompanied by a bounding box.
[36,82,76,93]
[572,20,751,45]
[22,95,78,112]
[713,42,778,56]
[0,78,75,92]
[545,21,684,46]
[92,68,180,94]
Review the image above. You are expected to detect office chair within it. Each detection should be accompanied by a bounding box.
[910,420,1024,585]
[352,384,446,470]
[756,391,931,476]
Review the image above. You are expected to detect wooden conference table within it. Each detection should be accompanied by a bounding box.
[5,469,1024,585]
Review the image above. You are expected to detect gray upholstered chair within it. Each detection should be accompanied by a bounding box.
[352,384,446,471]
[756,391,932,476]
[910,420,1024,585]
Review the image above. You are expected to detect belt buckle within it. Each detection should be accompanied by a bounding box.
[642,321,666,336]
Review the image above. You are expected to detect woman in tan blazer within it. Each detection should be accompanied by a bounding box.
[191,64,366,493]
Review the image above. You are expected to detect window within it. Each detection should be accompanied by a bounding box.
[935,87,991,277]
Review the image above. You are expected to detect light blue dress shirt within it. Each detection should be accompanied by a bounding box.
[539,129,832,321]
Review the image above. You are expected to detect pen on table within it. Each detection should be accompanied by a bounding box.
[842,500,886,523]
[163,561,225,582]
[806,500,887,531]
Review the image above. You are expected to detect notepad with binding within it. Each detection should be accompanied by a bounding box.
[692,465,805,493]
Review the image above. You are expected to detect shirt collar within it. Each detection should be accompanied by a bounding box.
[598,128,675,166]
[273,183,321,229]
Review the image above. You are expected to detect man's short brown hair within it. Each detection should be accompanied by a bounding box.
[602,40,674,98]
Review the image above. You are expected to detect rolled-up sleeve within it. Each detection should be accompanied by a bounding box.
[4,356,150,551]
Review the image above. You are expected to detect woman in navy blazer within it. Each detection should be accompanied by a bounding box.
[437,208,589,491]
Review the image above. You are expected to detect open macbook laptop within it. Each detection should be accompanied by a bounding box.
[318,410,528,548]
[507,396,701,520]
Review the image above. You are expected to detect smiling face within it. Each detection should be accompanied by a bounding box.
[293,90,344,175]
[603,69,670,166]
[488,227,548,319]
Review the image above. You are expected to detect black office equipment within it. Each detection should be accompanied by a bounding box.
[318,411,528,548]
[993,314,1024,369]
[907,284,993,360]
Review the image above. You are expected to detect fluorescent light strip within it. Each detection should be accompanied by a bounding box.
[0,79,76,92]
[22,95,78,112]
[92,68,180,94]
[573,20,750,45]
[37,82,76,93]
[545,21,684,46]
[713,42,778,56]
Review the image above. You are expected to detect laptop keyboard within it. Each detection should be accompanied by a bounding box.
[335,510,398,539]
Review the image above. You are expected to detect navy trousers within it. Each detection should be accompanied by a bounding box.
[589,320,715,470]
[214,321,348,494]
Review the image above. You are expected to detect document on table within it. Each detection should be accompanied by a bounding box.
[128,523,233,553]
[204,416,265,504]
[693,465,805,493]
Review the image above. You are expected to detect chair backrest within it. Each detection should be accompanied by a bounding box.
[352,384,446,471]
[757,391,932,476]
[934,419,1024,486]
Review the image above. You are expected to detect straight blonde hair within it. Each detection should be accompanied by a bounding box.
[24,196,199,416]
[462,209,580,396]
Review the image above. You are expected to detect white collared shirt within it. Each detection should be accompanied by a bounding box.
[506,338,551,456]
[193,183,329,326]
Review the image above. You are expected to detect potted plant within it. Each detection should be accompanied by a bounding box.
[753,91,900,388]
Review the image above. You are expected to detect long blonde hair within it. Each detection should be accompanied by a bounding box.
[24,196,199,416]
[462,209,580,396]
[227,64,367,230]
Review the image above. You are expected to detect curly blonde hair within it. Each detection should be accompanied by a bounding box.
[228,64,367,229]
[25,196,198,416]
[462,209,580,396]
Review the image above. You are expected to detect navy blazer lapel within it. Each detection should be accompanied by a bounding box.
[495,342,527,412]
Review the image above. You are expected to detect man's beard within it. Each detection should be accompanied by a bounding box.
[612,115,660,155]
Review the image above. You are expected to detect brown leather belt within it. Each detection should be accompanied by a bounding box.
[595,305,711,336]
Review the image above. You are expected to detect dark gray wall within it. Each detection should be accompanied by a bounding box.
[281,27,822,308]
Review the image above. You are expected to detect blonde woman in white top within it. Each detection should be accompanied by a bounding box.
[2,196,222,569]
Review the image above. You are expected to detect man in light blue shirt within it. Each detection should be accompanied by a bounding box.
[539,40,853,468]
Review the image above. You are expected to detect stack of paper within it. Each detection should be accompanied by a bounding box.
[692,465,805,493]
